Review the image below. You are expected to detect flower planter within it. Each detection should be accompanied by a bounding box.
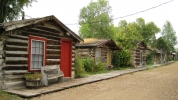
[26,78,42,89]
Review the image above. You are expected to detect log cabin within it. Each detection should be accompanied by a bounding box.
[76,38,122,68]
[131,41,147,68]
[0,15,83,89]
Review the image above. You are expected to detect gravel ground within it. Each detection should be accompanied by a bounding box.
[33,62,178,100]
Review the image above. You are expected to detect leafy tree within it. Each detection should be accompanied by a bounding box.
[136,18,160,48]
[79,0,114,39]
[156,37,170,52]
[161,20,177,51]
[115,18,160,50]
[0,0,36,23]
[156,37,174,62]
[115,20,143,50]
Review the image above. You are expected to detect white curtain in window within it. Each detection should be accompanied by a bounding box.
[31,40,44,69]
[95,49,101,64]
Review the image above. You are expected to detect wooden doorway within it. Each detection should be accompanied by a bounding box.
[140,50,143,67]
[60,39,72,77]
[107,50,112,67]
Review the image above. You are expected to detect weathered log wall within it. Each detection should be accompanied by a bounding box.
[77,47,108,64]
[1,21,76,89]
[77,48,94,58]
[132,43,147,68]
[0,41,3,85]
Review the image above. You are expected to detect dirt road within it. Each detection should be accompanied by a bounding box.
[33,62,178,100]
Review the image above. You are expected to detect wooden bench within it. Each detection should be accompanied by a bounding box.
[41,65,64,86]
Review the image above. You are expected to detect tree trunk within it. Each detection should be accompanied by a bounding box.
[163,53,167,63]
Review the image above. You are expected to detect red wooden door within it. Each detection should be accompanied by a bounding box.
[60,39,72,77]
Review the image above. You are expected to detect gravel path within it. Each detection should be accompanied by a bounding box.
[33,62,178,100]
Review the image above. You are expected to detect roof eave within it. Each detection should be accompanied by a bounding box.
[3,17,50,31]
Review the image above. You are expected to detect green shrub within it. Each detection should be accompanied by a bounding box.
[112,50,131,69]
[74,56,86,78]
[146,50,156,65]
[95,62,105,72]
[83,57,105,73]
[167,56,173,61]
[83,57,95,72]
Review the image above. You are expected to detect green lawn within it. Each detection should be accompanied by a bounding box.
[86,66,133,76]
[0,89,26,100]
[86,69,114,76]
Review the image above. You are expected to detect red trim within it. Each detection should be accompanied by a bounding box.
[28,36,47,72]
[60,38,72,77]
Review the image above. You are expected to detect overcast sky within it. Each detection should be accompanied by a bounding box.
[24,0,177,39]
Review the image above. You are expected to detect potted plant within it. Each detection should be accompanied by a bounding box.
[24,72,43,88]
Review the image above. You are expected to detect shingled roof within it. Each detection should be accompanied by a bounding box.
[0,15,83,42]
[76,38,122,50]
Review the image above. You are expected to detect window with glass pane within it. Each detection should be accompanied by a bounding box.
[31,40,44,69]
[95,49,101,64]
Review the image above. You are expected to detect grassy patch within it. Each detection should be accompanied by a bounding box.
[86,66,133,76]
[114,67,133,70]
[147,65,154,70]
[75,73,89,78]
[0,90,26,100]
[86,69,115,76]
